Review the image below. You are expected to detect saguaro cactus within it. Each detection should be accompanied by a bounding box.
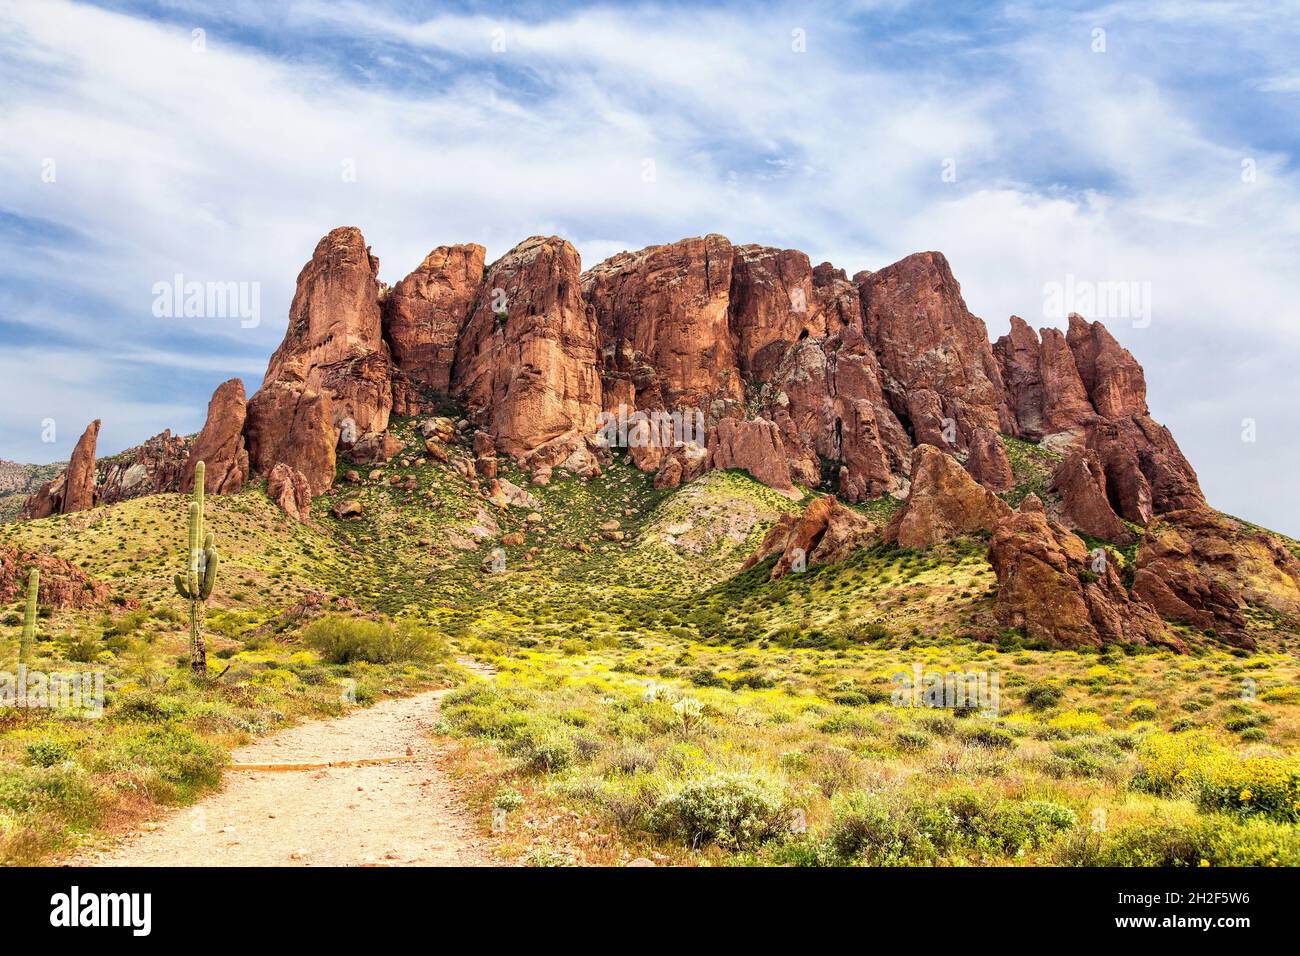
[19,567,38,665]
[173,461,219,675]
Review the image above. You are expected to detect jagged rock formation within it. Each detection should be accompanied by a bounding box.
[98,430,190,505]
[385,243,486,401]
[988,495,1182,651]
[262,226,392,442]
[862,252,1015,445]
[182,379,248,495]
[22,420,100,519]
[1132,508,1300,647]
[453,236,602,461]
[885,445,1011,549]
[742,495,874,580]
[266,463,313,523]
[21,226,1210,561]
[1049,448,1136,545]
[993,311,1202,535]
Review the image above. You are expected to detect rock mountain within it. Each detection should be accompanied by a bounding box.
[19,225,1299,650]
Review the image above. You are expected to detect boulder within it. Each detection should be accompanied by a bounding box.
[266,462,313,522]
[742,495,875,580]
[885,444,1011,549]
[988,494,1181,650]
[707,418,796,494]
[181,379,248,495]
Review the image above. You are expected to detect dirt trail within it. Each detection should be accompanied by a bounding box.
[77,664,493,867]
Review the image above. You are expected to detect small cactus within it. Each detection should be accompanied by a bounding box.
[19,567,38,666]
[174,461,219,675]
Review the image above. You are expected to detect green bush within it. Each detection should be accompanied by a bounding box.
[649,774,789,850]
[1023,684,1064,711]
[302,615,448,664]
[25,740,72,768]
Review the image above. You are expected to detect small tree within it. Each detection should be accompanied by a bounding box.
[173,461,219,675]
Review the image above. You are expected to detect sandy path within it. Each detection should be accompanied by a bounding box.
[77,669,492,867]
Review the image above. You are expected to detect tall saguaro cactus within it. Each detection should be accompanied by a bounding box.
[173,461,219,675]
[19,567,38,666]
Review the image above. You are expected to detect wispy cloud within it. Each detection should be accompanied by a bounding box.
[0,0,1298,533]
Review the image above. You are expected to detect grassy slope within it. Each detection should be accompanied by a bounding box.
[1,420,1297,865]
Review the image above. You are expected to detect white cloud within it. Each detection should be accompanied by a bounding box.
[0,0,1298,532]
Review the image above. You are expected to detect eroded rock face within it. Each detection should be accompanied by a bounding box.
[244,379,337,495]
[1066,313,1148,419]
[266,462,313,522]
[261,226,391,440]
[24,420,100,518]
[1086,415,1204,523]
[965,426,1014,493]
[707,417,796,494]
[63,420,100,514]
[98,429,190,505]
[861,252,1013,446]
[742,495,875,580]
[988,495,1180,651]
[885,444,1011,549]
[729,245,826,381]
[453,236,602,457]
[1049,448,1135,544]
[182,379,248,495]
[584,235,741,412]
[0,544,111,609]
[765,326,911,501]
[384,243,486,395]
[1132,508,1300,647]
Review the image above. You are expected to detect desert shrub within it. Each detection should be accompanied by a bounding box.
[302,615,448,664]
[25,740,72,768]
[1124,699,1157,721]
[648,774,789,850]
[1022,683,1064,711]
[1057,812,1300,867]
[895,729,932,752]
[958,725,1016,750]
[64,633,100,663]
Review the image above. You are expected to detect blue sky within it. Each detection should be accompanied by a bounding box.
[1,0,1299,533]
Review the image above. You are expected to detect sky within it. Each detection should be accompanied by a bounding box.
[1,0,1298,533]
